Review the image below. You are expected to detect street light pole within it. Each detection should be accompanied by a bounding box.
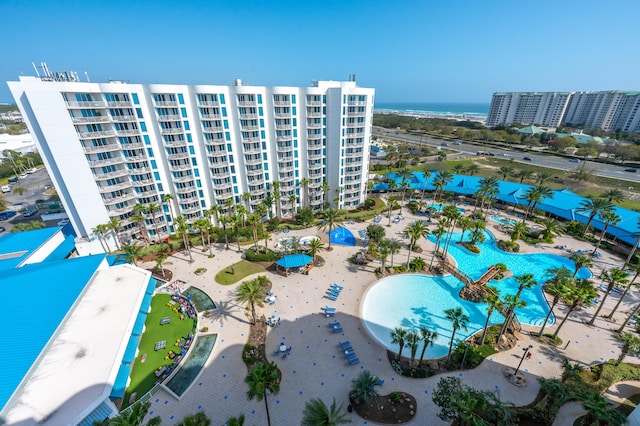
[513,345,533,376]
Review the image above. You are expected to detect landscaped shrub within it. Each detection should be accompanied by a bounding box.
[245,247,278,262]
[242,343,258,363]
[497,240,520,252]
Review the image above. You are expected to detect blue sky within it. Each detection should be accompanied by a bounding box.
[2,0,639,103]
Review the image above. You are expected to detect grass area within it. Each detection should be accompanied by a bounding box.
[123,294,196,407]
[215,259,266,285]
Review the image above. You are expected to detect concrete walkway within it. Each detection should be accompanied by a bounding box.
[141,205,640,425]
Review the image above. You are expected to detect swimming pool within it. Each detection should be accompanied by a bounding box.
[327,227,356,246]
[489,216,515,226]
[429,203,465,213]
[362,230,592,358]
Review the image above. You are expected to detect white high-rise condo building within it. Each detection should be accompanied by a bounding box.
[8,71,374,247]
[487,90,640,132]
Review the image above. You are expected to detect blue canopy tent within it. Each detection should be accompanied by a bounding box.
[275,254,314,277]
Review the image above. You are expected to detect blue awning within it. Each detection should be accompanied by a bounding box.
[145,277,156,295]
[139,293,152,313]
[275,254,313,268]
[110,364,132,399]
[132,312,147,336]
[122,336,140,364]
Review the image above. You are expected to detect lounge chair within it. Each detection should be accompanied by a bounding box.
[325,294,337,301]
[331,284,344,290]
[322,306,336,311]
[273,350,281,355]
[348,357,360,365]
[325,311,335,317]
[338,341,351,347]
[345,352,357,359]
[332,327,343,333]
[377,379,384,385]
[327,288,341,296]
[328,321,340,327]
[342,345,353,352]
[282,353,287,359]
[154,340,167,351]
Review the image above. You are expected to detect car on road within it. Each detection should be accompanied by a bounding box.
[1,185,9,193]
[441,142,449,146]
[8,176,18,183]
[569,158,580,163]
[27,167,38,174]
[523,156,533,161]
[23,209,38,218]
[453,141,462,145]
[0,211,17,221]
[625,168,638,173]
[19,173,28,179]
[500,153,509,157]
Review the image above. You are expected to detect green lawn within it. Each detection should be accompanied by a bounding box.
[215,260,266,285]
[123,294,196,407]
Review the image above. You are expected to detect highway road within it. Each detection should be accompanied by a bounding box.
[373,129,640,185]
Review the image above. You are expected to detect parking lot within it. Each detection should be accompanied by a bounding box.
[1,168,63,233]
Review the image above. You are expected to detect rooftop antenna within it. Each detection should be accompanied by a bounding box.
[84,71,90,82]
[32,62,41,77]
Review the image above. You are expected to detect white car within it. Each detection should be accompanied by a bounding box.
[27,168,38,174]
[1,185,9,193]
[19,173,28,179]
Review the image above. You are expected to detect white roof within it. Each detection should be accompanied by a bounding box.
[3,264,150,425]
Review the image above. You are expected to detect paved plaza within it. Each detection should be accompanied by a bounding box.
[141,206,640,425]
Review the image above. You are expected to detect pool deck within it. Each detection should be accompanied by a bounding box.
[140,204,640,425]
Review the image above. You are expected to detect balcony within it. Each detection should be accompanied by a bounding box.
[346,139,363,146]
[179,193,199,202]
[215,191,233,200]
[207,150,227,158]
[136,186,156,195]
[347,101,367,106]
[306,100,322,106]
[125,155,147,163]
[237,100,256,107]
[274,100,290,106]
[276,135,292,142]
[307,133,322,140]
[98,181,131,193]
[201,113,221,120]
[78,130,115,139]
[172,174,193,183]
[346,121,364,128]
[103,192,136,205]
[214,181,232,190]
[346,131,365,138]
[242,136,260,143]
[202,126,223,133]
[277,144,292,153]
[249,187,266,196]
[164,139,187,147]
[197,100,220,107]
[181,205,201,214]
[308,163,323,170]
[345,151,362,158]
[239,113,258,119]
[161,127,184,135]
[175,185,196,194]
[246,168,263,177]
[83,144,120,154]
[94,169,129,180]
[204,138,224,146]
[245,157,262,166]
[210,170,229,179]
[108,206,131,216]
[306,111,322,118]
[243,147,262,155]
[345,169,362,177]
[128,167,152,176]
[167,151,190,160]
[71,115,110,124]
[158,114,181,121]
[348,110,367,117]
[154,100,178,107]
[106,100,133,107]
[279,165,294,173]
[111,115,136,122]
[280,175,295,183]
[308,153,323,161]
[132,178,154,186]
[274,112,290,119]
[275,123,292,130]
[116,129,140,137]
[307,122,322,129]
[169,162,192,172]
[89,156,124,167]
[242,124,259,131]
[66,101,106,108]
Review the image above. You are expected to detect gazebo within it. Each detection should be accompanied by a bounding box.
[275,254,314,277]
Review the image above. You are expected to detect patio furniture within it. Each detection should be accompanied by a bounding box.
[325,294,337,301]
[328,321,340,327]
[154,340,166,351]
[322,306,336,311]
[280,344,287,352]
[331,284,344,290]
[348,357,360,365]
[333,327,343,333]
[160,317,171,325]
[273,350,280,355]
[339,341,351,347]
[325,311,335,317]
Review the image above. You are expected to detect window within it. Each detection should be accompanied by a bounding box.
[220,94,225,104]
[181,108,187,118]
[178,94,184,104]
[140,122,147,132]
[151,160,157,169]
[257,94,262,104]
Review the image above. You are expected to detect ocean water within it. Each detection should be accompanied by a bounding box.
[375,102,489,119]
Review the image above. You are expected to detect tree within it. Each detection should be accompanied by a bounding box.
[146,203,162,242]
[497,166,514,180]
[121,244,141,266]
[366,224,386,244]
[617,301,640,333]
[107,218,124,249]
[235,277,267,325]
[105,400,160,426]
[174,216,194,263]
[194,218,210,251]
[307,237,325,261]
[507,221,528,242]
[403,220,429,265]
[601,189,624,204]
[444,307,469,365]
[625,217,640,265]
[245,361,280,426]
[605,262,640,319]
[226,415,245,426]
[162,193,175,226]
[480,289,503,346]
[390,327,407,360]
[321,181,331,208]
[317,208,342,250]
[349,370,379,405]
[378,244,389,273]
[397,167,413,210]
[560,357,584,383]
[406,329,420,367]
[175,412,211,426]
[384,238,402,267]
[587,268,628,325]
[299,177,310,209]
[386,195,399,226]
[432,170,453,205]
[535,171,553,185]
[593,210,620,255]
[539,267,571,336]
[580,392,627,426]
[219,214,231,250]
[540,219,565,242]
[458,216,473,242]
[615,332,640,364]
[154,253,171,278]
[230,213,243,252]
[466,164,480,176]
[515,169,533,184]
[429,221,447,270]
[521,185,553,220]
[576,197,613,237]
[93,223,112,252]
[570,253,593,277]
[420,168,432,200]
[552,279,597,340]
[241,191,252,211]
[416,327,437,367]
[301,398,351,426]
[12,186,26,196]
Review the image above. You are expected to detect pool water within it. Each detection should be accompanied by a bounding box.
[430,203,465,213]
[184,286,216,311]
[327,227,356,246]
[165,334,217,396]
[489,216,515,226]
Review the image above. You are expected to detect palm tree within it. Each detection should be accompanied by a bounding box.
[466,164,480,176]
[235,278,266,325]
[497,293,526,344]
[520,185,553,221]
[247,213,261,248]
[605,262,640,319]
[420,168,432,200]
[600,189,624,204]
[444,307,469,365]
[535,171,553,185]
[457,216,473,242]
[299,177,310,209]
[406,329,420,367]
[321,181,331,208]
[162,193,175,226]
[390,327,407,360]
[593,210,621,254]
[175,411,212,426]
[429,222,447,270]
[93,223,112,252]
[497,165,514,180]
[540,219,565,242]
[385,238,402,267]
[560,357,584,383]
[378,244,390,273]
[226,415,245,426]
[403,220,429,265]
[146,203,162,242]
[107,400,160,426]
[552,279,597,340]
[241,191,252,211]
[515,169,533,184]
[570,253,593,277]
[194,218,210,251]
[307,237,324,261]
[219,214,231,250]
[301,398,351,426]
[288,193,297,213]
[174,216,194,263]
[230,213,243,252]
[507,221,528,242]
[317,208,342,250]
[386,194,398,226]
[576,197,613,237]
[209,204,220,226]
[539,267,571,336]
[441,205,462,258]
[107,218,124,249]
[580,391,627,426]
[476,177,499,214]
[588,268,628,325]
[131,211,148,244]
[480,289,503,346]
[223,198,235,216]
[625,217,640,265]
[417,327,438,366]
[432,170,453,205]
[245,361,280,426]
[617,301,640,333]
[122,244,141,266]
[154,253,171,278]
[350,370,379,406]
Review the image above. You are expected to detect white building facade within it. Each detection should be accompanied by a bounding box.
[8,76,374,243]
[487,90,640,132]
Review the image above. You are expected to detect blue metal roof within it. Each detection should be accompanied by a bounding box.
[110,364,132,399]
[0,227,61,272]
[122,336,140,364]
[0,254,105,409]
[78,401,114,426]
[43,234,76,262]
[275,254,314,268]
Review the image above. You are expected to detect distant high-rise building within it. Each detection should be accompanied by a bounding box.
[8,74,374,247]
[487,90,640,132]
